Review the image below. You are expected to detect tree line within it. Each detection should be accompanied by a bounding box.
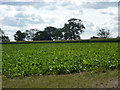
[0,18,113,42]
[14,18,85,41]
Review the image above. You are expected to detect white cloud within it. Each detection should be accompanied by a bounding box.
[0,0,118,41]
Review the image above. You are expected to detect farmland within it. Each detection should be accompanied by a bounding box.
[2,42,119,78]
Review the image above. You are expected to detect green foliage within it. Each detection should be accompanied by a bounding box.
[2,43,118,78]
[63,18,85,40]
[33,31,52,40]
[25,29,39,41]
[14,30,26,41]
[44,26,63,40]
[0,28,10,42]
[97,28,110,38]
[0,36,10,42]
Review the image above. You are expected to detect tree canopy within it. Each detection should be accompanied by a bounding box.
[97,28,110,38]
[17,18,85,41]
[0,28,5,36]
[25,29,39,41]
[63,18,85,40]
[14,30,26,41]
[33,31,52,40]
[0,28,10,42]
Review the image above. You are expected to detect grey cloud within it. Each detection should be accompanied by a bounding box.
[109,12,114,15]
[58,1,71,7]
[0,1,59,11]
[44,2,58,10]
[0,2,46,7]
[119,1,120,7]
[118,17,120,25]
[1,12,44,27]
[118,17,120,21]
[85,21,94,27]
[2,0,43,2]
[0,1,77,11]
[82,2,118,9]
[2,16,26,27]
[113,17,118,21]
[101,12,107,14]
[60,2,70,7]
[15,12,44,24]
[16,7,26,11]
[101,12,114,15]
[0,1,79,11]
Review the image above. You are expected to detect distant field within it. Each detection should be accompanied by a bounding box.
[2,42,119,78]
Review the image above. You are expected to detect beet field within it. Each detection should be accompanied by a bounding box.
[2,43,119,78]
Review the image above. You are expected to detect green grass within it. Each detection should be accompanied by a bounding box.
[2,69,118,88]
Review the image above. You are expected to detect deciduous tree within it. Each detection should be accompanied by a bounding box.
[14,30,26,41]
[63,18,85,40]
[25,29,39,41]
[33,31,52,40]
[97,28,110,38]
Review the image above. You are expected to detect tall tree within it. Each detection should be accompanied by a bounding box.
[0,28,5,36]
[44,26,57,39]
[0,28,10,42]
[63,18,85,40]
[33,31,52,40]
[97,28,110,38]
[14,30,26,41]
[25,29,39,41]
[52,28,63,40]
[1,36,10,42]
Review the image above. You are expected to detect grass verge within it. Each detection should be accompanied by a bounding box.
[2,69,119,88]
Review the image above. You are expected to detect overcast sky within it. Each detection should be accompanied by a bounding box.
[0,0,118,41]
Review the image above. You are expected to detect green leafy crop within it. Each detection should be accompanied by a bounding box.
[2,43,119,78]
